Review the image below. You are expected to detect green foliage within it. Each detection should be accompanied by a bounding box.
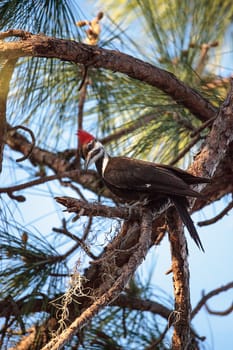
[0,0,81,37]
[3,0,233,161]
[93,0,233,162]
[0,223,68,297]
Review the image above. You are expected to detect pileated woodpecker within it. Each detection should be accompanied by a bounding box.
[78,130,210,251]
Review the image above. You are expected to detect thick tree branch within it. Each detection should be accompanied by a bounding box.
[163,78,233,350]
[6,121,233,210]
[113,295,171,320]
[5,123,112,198]
[2,282,231,342]
[194,78,233,179]
[55,196,135,220]
[0,30,217,122]
[42,210,153,350]
[168,211,191,350]
[189,78,233,210]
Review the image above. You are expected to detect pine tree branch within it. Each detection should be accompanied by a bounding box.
[190,77,233,210]
[5,123,113,199]
[0,30,217,122]
[164,79,233,350]
[113,295,171,320]
[9,125,35,162]
[2,282,231,335]
[205,302,233,316]
[198,200,233,226]
[5,120,233,209]
[55,196,135,220]
[191,281,233,319]
[168,133,203,166]
[167,210,191,350]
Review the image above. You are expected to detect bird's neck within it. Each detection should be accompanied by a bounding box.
[95,152,110,178]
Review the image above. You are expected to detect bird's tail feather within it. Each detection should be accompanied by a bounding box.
[172,197,205,252]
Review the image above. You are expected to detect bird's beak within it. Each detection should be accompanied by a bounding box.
[84,154,91,171]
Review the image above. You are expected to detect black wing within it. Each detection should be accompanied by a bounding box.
[154,163,211,185]
[104,157,202,198]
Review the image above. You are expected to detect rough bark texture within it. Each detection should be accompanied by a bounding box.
[41,210,153,350]
[190,79,233,210]
[168,210,191,349]
[0,30,217,122]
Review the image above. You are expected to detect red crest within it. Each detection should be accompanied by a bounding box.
[77,130,95,145]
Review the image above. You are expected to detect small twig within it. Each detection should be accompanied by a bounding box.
[77,66,89,91]
[191,281,233,319]
[53,220,96,260]
[7,192,26,202]
[205,302,233,316]
[0,170,80,194]
[61,242,84,260]
[77,11,103,95]
[190,116,216,138]
[198,200,233,226]
[169,133,202,166]
[9,125,35,162]
[195,41,219,76]
[59,180,87,202]
[6,296,26,335]
[0,29,32,40]
[169,115,216,166]
[82,216,93,241]
[53,219,80,242]
[146,310,181,349]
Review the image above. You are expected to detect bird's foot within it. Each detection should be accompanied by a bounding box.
[151,200,172,220]
[125,198,150,219]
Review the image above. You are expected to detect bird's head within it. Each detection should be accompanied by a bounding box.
[77,130,105,170]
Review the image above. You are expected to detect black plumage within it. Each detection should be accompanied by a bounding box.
[96,156,209,251]
[78,130,210,251]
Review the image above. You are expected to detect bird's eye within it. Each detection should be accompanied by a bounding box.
[87,141,93,151]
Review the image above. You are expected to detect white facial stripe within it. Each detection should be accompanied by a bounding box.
[87,141,105,167]
[102,154,109,177]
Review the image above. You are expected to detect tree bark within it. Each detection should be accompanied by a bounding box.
[168,210,191,349]
[0,30,217,122]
